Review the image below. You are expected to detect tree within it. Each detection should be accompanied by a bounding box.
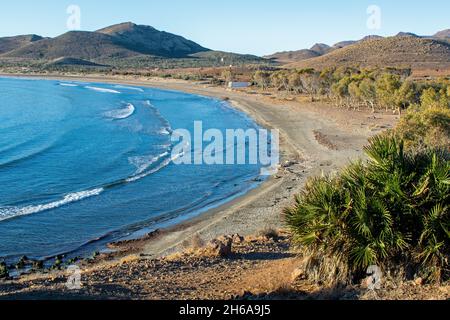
[299,69,320,102]
[395,80,417,113]
[288,72,303,94]
[221,69,233,83]
[348,81,363,110]
[420,87,443,108]
[331,76,351,108]
[253,70,271,90]
[319,68,336,97]
[359,78,377,112]
[439,88,450,108]
[270,70,289,92]
[376,73,401,112]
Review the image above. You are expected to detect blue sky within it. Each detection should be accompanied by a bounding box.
[1,0,449,55]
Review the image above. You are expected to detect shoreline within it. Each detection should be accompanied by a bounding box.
[0,73,398,262]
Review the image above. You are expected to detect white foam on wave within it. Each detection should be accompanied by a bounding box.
[144,100,173,136]
[59,83,79,87]
[0,188,104,222]
[159,128,172,135]
[85,86,121,94]
[114,85,144,92]
[126,151,183,183]
[104,103,136,120]
[128,151,169,175]
[126,158,171,183]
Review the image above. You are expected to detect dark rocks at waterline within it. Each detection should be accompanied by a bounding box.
[0,261,8,279]
[15,256,29,269]
[32,260,44,270]
[51,255,65,270]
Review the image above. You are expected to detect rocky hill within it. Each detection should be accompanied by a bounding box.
[434,29,450,39]
[266,37,382,64]
[265,49,321,63]
[97,22,209,58]
[3,31,137,60]
[0,34,44,54]
[2,23,209,61]
[267,29,450,70]
[286,35,450,70]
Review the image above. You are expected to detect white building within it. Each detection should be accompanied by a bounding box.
[228,82,250,89]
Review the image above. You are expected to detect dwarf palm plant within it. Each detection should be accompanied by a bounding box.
[285,135,449,284]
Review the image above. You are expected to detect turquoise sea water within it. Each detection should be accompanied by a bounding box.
[0,77,263,262]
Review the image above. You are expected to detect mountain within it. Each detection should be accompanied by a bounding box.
[2,23,210,61]
[396,32,420,38]
[0,22,265,68]
[265,29,450,71]
[266,43,332,63]
[434,29,450,39]
[360,35,384,41]
[332,40,357,49]
[266,37,383,63]
[310,43,332,55]
[0,34,44,54]
[3,31,137,60]
[97,22,209,58]
[265,49,321,63]
[286,35,450,70]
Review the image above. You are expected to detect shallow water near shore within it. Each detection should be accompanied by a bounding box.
[0,77,264,263]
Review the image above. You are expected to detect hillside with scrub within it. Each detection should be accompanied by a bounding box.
[286,36,450,71]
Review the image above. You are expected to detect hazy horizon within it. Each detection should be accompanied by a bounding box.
[1,0,449,56]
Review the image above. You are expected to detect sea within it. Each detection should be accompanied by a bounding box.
[0,77,264,263]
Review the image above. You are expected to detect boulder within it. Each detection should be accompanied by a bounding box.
[208,236,233,257]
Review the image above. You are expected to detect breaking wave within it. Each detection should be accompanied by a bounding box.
[0,188,104,222]
[85,86,120,94]
[128,152,170,175]
[104,103,135,120]
[59,83,79,87]
[114,85,144,92]
[126,151,182,183]
[144,100,173,135]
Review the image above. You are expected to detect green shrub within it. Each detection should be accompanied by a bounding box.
[285,135,449,285]
[395,104,450,151]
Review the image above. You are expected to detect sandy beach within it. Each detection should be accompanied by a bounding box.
[0,73,399,260]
